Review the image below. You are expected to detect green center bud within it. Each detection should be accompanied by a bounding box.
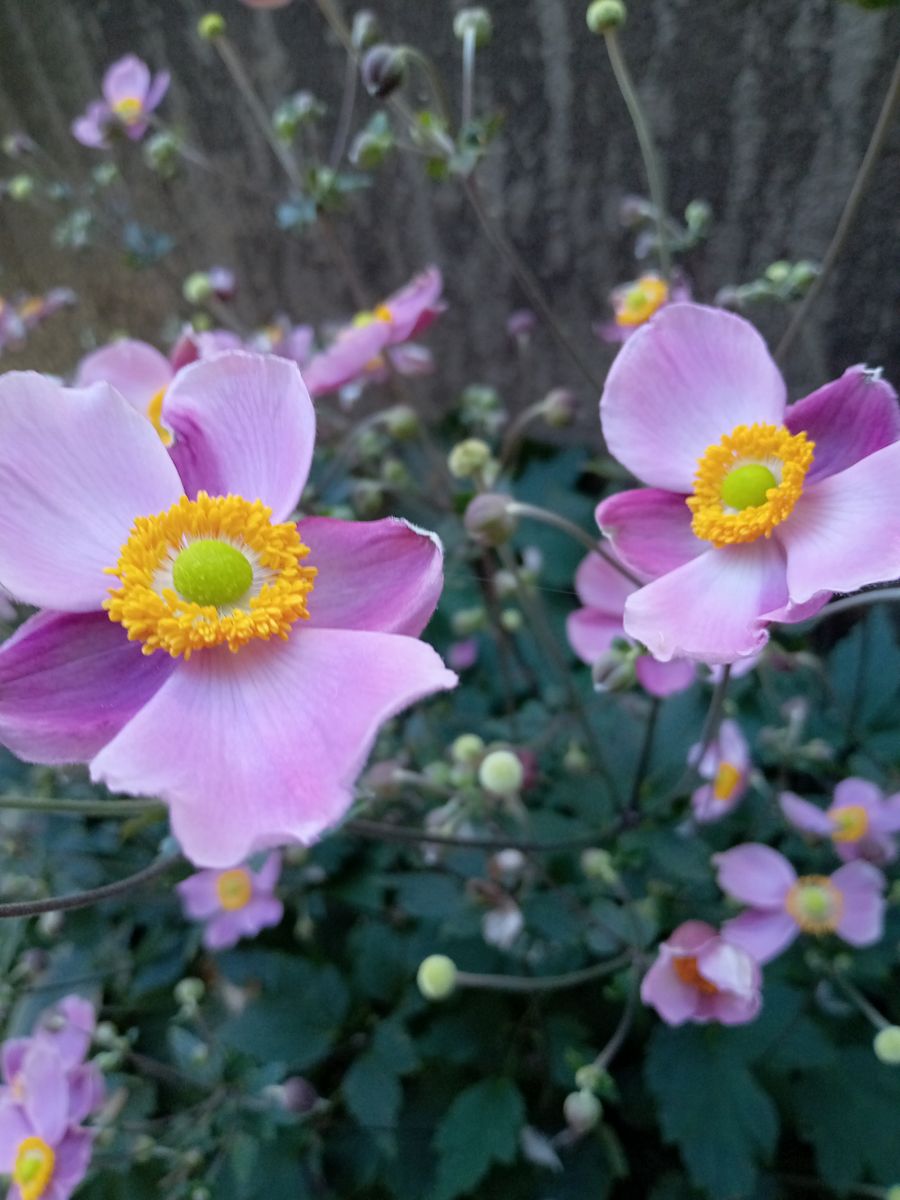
[172,540,253,608]
[478,749,524,796]
[586,0,627,34]
[720,463,777,510]
[197,12,226,40]
[874,1026,900,1066]
[417,954,458,1001]
[797,885,831,921]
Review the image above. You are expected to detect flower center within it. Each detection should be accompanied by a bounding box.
[146,387,173,447]
[105,492,316,659]
[112,96,143,124]
[351,303,393,329]
[712,761,742,802]
[215,867,253,911]
[785,875,843,934]
[672,954,719,995]
[830,803,870,843]
[13,1137,55,1200]
[615,275,669,327]
[687,423,814,547]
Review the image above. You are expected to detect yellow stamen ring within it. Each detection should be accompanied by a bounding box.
[615,275,669,327]
[785,875,843,934]
[105,492,316,659]
[712,761,742,803]
[13,1137,55,1200]
[112,96,143,124]
[216,867,253,911]
[830,804,870,844]
[687,423,814,547]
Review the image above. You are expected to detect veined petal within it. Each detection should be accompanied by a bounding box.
[302,323,390,397]
[573,550,636,615]
[721,909,799,965]
[22,1044,68,1146]
[102,54,151,105]
[600,304,786,493]
[0,1102,29,1171]
[165,351,315,523]
[91,628,457,867]
[780,791,834,837]
[0,374,183,611]
[566,610,623,665]
[634,656,696,697]
[75,339,173,416]
[714,843,796,907]
[832,861,886,947]
[596,488,704,577]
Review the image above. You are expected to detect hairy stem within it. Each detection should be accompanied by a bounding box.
[457,951,632,994]
[0,855,180,920]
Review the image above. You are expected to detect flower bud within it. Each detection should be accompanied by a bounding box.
[351,10,380,50]
[448,437,492,479]
[361,45,408,98]
[463,493,517,546]
[586,0,626,33]
[417,954,458,1000]
[764,261,792,285]
[788,259,819,290]
[580,848,618,884]
[6,174,35,202]
[94,1021,120,1048]
[574,1064,603,1092]
[541,388,578,428]
[874,1026,900,1065]
[2,133,35,159]
[451,733,485,765]
[282,1075,319,1113]
[563,1089,602,1133]
[453,8,493,47]
[500,608,522,632]
[183,272,213,305]
[591,641,638,693]
[684,198,711,233]
[197,12,226,39]
[383,404,419,440]
[133,1135,156,1163]
[564,740,590,776]
[144,130,181,177]
[479,749,524,796]
[174,977,206,1009]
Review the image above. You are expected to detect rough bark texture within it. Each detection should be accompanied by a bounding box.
[0,0,898,409]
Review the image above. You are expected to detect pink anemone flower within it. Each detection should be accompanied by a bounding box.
[690,718,750,823]
[781,777,900,865]
[177,852,283,950]
[0,351,456,867]
[302,267,445,397]
[715,844,886,964]
[598,303,900,664]
[72,55,170,148]
[640,920,761,1026]
[594,272,691,344]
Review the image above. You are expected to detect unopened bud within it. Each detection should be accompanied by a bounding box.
[574,1064,603,1092]
[144,130,181,177]
[197,12,226,39]
[788,260,819,290]
[452,606,487,636]
[448,437,492,479]
[2,133,35,159]
[500,608,522,632]
[383,404,419,439]
[591,641,638,693]
[563,1089,602,1133]
[874,1025,900,1065]
[361,45,407,98]
[453,8,493,47]
[6,174,35,201]
[765,261,792,285]
[478,749,524,796]
[586,0,626,33]
[282,1075,319,1113]
[351,10,380,50]
[133,1135,156,1163]
[174,977,206,1009]
[183,272,213,305]
[580,848,618,884]
[684,198,712,232]
[451,733,485,765]
[541,388,577,428]
[564,740,590,776]
[464,493,517,545]
[417,954,458,1000]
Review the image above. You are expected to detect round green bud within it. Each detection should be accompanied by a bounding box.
[173,539,253,608]
[452,605,487,636]
[463,493,517,546]
[448,437,492,479]
[542,388,578,429]
[478,749,524,796]
[352,480,384,518]
[874,1026,900,1065]
[197,12,226,39]
[500,608,523,632]
[451,733,485,765]
[764,260,792,285]
[381,457,409,487]
[92,162,119,188]
[564,740,590,776]
[174,977,206,1008]
[453,8,493,47]
[581,848,618,884]
[417,954,458,1000]
[586,0,626,33]
[563,1089,602,1132]
[6,174,35,201]
[574,1064,603,1092]
[94,1021,120,1048]
[182,271,214,305]
[789,259,819,289]
[133,1134,156,1163]
[591,644,637,693]
[190,1190,211,1200]
[684,198,712,231]
[383,404,419,440]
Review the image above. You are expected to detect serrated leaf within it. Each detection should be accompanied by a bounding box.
[431,1077,525,1200]
[343,1017,419,1131]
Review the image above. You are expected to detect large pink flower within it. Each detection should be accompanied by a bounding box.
[640,920,761,1026]
[598,303,900,664]
[715,844,886,964]
[72,55,170,148]
[0,352,456,866]
[781,777,900,865]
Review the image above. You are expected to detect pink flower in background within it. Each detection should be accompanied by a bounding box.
[594,272,690,344]
[690,719,750,823]
[599,303,900,664]
[781,777,900,865]
[0,351,456,866]
[715,844,886,964]
[72,55,170,148]
[251,319,314,367]
[177,853,283,950]
[0,291,76,358]
[302,267,444,397]
[640,921,761,1026]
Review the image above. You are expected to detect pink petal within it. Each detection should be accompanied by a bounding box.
[0,1102,29,1170]
[665,920,717,953]
[622,539,788,664]
[0,611,173,765]
[709,990,763,1025]
[297,516,443,636]
[91,629,457,867]
[781,791,834,836]
[169,328,243,372]
[253,851,282,893]
[785,367,900,483]
[833,777,884,812]
[302,324,391,397]
[71,103,110,148]
[832,861,886,947]
[165,351,314,523]
[203,913,245,950]
[714,844,795,907]
[721,909,799,964]
[875,792,900,835]
[144,71,171,112]
[0,374,183,611]
[52,1129,93,1192]
[22,1044,68,1145]
[236,895,283,935]
[596,488,704,577]
[635,655,696,697]
[383,266,444,341]
[566,611,623,665]
[780,442,900,604]
[68,1064,104,1124]
[102,54,151,105]
[176,871,223,920]
[75,340,172,416]
[697,939,759,999]
[1,1041,28,1085]
[600,303,786,493]
[573,550,636,614]
[640,955,699,1025]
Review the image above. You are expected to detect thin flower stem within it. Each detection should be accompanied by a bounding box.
[461,26,477,129]
[505,501,642,584]
[345,816,609,853]
[602,30,671,280]
[499,401,550,468]
[0,855,180,920]
[456,951,632,994]
[593,964,641,1071]
[404,48,455,130]
[829,971,889,1031]
[625,697,661,819]
[775,53,900,366]
[329,51,359,168]
[663,664,732,801]
[0,795,165,818]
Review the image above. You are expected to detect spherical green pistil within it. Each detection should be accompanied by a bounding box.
[798,886,831,920]
[720,463,777,511]
[172,539,253,608]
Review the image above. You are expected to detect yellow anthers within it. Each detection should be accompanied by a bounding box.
[105,492,316,659]
[688,423,814,547]
[831,804,870,843]
[216,868,253,911]
[615,275,668,327]
[712,761,742,803]
[351,303,393,330]
[112,96,143,124]
[145,387,173,446]
[785,875,843,935]
[13,1137,55,1200]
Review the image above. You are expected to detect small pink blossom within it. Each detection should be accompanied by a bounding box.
[690,719,750,823]
[177,853,284,950]
[72,55,170,148]
[594,273,690,344]
[781,777,900,865]
[640,920,761,1026]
